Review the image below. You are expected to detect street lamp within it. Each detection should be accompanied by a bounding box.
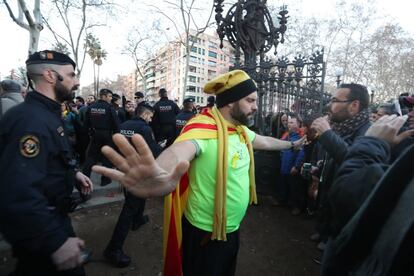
[335,68,343,88]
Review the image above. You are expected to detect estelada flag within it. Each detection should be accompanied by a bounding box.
[162,108,238,276]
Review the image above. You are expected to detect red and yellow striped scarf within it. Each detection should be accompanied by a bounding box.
[163,107,257,276]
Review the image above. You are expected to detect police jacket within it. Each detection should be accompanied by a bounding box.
[152,97,180,127]
[175,110,194,136]
[120,117,162,158]
[0,91,78,256]
[85,99,120,133]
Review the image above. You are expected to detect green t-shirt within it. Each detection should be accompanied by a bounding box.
[184,126,256,233]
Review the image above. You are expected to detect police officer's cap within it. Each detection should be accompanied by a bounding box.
[183,98,195,104]
[135,91,144,98]
[26,50,76,69]
[99,88,113,96]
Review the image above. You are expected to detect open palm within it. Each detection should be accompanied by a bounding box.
[93,134,189,198]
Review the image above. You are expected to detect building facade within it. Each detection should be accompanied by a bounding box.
[135,31,235,105]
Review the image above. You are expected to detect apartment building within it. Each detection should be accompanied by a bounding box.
[134,31,235,105]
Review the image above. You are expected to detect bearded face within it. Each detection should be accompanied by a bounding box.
[54,79,77,103]
[230,101,255,126]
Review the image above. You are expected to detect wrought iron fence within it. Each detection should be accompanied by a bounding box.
[232,49,331,134]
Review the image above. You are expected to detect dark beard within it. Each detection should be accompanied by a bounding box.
[329,108,352,123]
[231,102,254,126]
[55,81,75,102]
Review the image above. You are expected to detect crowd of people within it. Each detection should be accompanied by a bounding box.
[267,84,414,275]
[0,49,413,276]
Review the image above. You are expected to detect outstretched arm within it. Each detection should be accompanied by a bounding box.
[92,134,195,198]
[253,134,306,151]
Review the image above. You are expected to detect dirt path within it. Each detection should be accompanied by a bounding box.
[0,196,321,276]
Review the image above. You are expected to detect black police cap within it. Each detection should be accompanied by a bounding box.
[183,98,195,104]
[26,50,76,69]
[135,91,144,98]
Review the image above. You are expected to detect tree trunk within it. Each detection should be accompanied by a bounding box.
[97,65,100,93]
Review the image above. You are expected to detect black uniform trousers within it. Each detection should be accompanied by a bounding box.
[156,124,176,147]
[82,130,113,183]
[182,216,239,276]
[106,189,146,251]
[10,217,85,276]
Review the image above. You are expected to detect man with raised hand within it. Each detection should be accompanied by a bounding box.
[94,70,305,276]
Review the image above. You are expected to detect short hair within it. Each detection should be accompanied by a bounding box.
[75,96,85,104]
[287,113,302,126]
[339,83,370,111]
[99,88,113,97]
[87,94,96,100]
[136,104,154,116]
[26,63,61,83]
[159,88,167,97]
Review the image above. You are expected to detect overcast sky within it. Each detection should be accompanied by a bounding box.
[1,0,413,88]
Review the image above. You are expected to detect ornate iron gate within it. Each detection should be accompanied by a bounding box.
[214,0,330,134]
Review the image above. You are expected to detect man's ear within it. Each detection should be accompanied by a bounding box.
[43,70,56,83]
[349,100,361,114]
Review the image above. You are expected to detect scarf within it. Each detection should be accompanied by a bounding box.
[331,109,370,137]
[163,107,257,276]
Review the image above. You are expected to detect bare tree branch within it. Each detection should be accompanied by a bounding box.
[4,0,29,29]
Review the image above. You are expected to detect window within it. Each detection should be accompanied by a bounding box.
[188,75,197,83]
[202,49,205,55]
[208,51,217,58]
[189,66,197,73]
[201,97,204,103]
[190,55,197,63]
[208,60,216,67]
[191,46,197,53]
[187,85,196,92]
[209,41,218,49]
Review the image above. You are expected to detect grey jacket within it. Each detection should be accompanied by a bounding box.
[0,92,24,117]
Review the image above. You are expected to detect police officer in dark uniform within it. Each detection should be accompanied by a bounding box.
[0,50,93,276]
[175,97,196,139]
[152,88,180,147]
[134,91,146,108]
[111,93,126,123]
[103,104,162,268]
[83,88,120,186]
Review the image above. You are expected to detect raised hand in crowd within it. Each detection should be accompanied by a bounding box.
[365,114,414,145]
[310,115,330,136]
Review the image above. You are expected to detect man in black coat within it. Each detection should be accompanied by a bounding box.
[152,88,180,147]
[175,97,195,139]
[321,115,414,275]
[83,88,120,186]
[311,83,371,252]
[103,104,162,268]
[0,50,93,276]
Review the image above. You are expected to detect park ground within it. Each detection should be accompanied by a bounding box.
[0,196,321,276]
